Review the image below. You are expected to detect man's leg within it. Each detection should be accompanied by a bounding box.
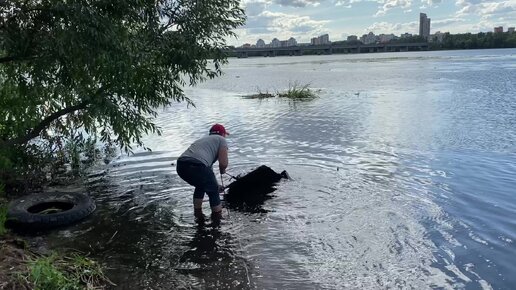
[201,169,223,221]
[177,160,204,218]
[193,187,205,222]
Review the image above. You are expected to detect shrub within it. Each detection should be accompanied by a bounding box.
[277,82,318,100]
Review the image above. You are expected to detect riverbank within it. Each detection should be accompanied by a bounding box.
[228,31,516,58]
[0,235,31,289]
[0,234,113,289]
[0,174,113,289]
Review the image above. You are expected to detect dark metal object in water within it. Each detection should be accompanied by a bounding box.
[224,165,289,210]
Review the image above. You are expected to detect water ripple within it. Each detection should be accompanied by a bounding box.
[42,49,516,289]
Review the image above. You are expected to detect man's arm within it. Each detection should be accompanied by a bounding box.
[218,146,228,174]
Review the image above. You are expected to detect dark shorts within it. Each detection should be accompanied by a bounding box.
[176,157,220,208]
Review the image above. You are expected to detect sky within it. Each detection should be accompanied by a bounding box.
[230,0,516,45]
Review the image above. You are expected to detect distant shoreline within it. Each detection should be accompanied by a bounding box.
[227,43,516,59]
[228,32,516,58]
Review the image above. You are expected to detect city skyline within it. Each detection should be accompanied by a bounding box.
[239,12,513,48]
[231,0,516,46]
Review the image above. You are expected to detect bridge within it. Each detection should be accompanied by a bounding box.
[233,42,429,58]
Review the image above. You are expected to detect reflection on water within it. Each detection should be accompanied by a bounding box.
[45,49,516,289]
[177,225,252,289]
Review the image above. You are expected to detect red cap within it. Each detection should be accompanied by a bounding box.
[209,124,229,136]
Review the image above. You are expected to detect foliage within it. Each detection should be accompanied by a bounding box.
[243,88,275,99]
[30,255,81,290]
[28,252,113,290]
[0,144,52,195]
[243,83,319,101]
[389,35,427,44]
[277,83,318,100]
[0,0,245,192]
[432,32,516,50]
[244,92,276,99]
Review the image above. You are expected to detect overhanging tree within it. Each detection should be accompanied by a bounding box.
[0,0,245,152]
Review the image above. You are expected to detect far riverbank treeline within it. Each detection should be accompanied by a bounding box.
[226,31,516,57]
[431,31,516,50]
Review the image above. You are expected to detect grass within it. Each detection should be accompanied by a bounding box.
[29,255,81,290]
[27,252,115,290]
[277,82,318,100]
[242,88,275,99]
[0,246,114,290]
[242,82,319,101]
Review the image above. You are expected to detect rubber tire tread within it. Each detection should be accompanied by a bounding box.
[6,192,96,230]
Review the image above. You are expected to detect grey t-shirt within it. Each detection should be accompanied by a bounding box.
[180,135,228,167]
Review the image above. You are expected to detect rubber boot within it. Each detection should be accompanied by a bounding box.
[210,211,223,227]
[194,208,206,225]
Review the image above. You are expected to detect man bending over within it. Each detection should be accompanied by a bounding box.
[176,124,229,224]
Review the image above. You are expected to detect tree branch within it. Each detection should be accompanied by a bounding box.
[2,86,110,147]
[0,54,38,64]
[5,100,90,147]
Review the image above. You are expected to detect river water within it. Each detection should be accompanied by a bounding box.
[47,49,516,289]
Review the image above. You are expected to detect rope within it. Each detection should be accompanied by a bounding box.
[220,173,252,288]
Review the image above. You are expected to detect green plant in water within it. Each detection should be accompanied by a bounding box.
[66,253,113,287]
[30,255,81,290]
[28,252,114,290]
[243,87,276,99]
[243,83,319,100]
[277,82,318,100]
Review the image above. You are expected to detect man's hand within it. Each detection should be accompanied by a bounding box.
[218,185,225,193]
[218,146,228,174]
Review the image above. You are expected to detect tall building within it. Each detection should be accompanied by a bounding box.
[360,32,377,44]
[494,26,503,33]
[347,35,358,42]
[419,13,431,40]
[311,34,331,45]
[509,27,515,33]
[319,34,330,44]
[287,37,297,47]
[378,34,397,43]
[271,38,280,47]
[256,39,265,48]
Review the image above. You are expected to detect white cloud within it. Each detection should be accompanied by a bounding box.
[335,1,352,7]
[375,0,413,17]
[421,0,442,6]
[456,0,516,17]
[365,21,418,34]
[260,11,329,32]
[243,0,270,16]
[236,10,329,44]
[274,0,324,7]
[335,0,370,6]
[432,17,466,27]
[454,0,516,30]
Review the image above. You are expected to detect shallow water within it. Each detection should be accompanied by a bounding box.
[47,49,516,289]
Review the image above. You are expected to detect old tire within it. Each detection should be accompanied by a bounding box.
[6,192,96,230]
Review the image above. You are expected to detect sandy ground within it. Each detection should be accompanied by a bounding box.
[0,237,32,290]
